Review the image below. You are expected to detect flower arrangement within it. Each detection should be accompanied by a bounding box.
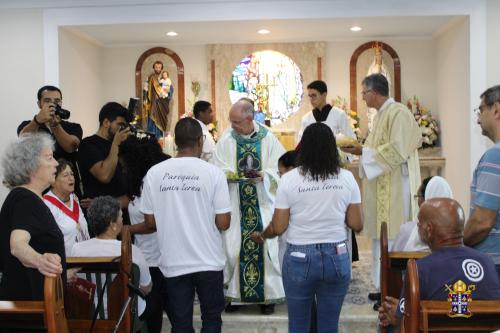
[407,96,439,148]
[332,96,361,141]
[207,121,219,142]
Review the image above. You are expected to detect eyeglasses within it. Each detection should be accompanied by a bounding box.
[361,89,372,96]
[473,104,489,116]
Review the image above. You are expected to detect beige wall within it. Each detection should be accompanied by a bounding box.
[59,28,104,136]
[325,39,438,137]
[0,9,45,201]
[435,18,470,211]
[100,44,208,134]
[96,40,438,137]
[487,0,500,86]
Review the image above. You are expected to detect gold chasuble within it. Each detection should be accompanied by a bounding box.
[363,101,422,239]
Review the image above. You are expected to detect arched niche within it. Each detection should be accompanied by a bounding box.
[349,41,401,113]
[135,47,185,122]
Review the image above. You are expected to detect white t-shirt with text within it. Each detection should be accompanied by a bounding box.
[128,196,161,267]
[141,157,231,278]
[275,167,361,245]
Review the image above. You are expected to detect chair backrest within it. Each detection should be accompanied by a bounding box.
[65,225,133,333]
[0,274,68,333]
[380,222,429,333]
[44,275,69,333]
[404,258,500,333]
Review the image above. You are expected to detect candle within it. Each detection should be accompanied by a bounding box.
[163,132,176,157]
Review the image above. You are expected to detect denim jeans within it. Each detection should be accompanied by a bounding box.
[163,270,225,333]
[283,242,350,333]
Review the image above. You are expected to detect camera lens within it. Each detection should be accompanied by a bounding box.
[54,104,70,120]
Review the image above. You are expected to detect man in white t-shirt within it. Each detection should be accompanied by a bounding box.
[193,100,216,161]
[141,117,231,332]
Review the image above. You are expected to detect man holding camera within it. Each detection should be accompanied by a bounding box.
[18,85,82,162]
[78,102,132,208]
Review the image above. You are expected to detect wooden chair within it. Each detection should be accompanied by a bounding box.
[403,258,500,333]
[380,222,429,333]
[65,225,135,333]
[0,274,69,332]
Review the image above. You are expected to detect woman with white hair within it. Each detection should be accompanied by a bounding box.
[0,133,65,300]
[391,176,454,252]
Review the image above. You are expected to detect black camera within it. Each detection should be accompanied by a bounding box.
[119,123,138,133]
[54,104,70,120]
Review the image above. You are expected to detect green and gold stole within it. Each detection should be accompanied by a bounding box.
[231,126,267,302]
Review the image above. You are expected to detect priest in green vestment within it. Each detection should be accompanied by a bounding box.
[212,100,286,313]
[341,73,422,293]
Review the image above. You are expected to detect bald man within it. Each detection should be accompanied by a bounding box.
[379,198,500,328]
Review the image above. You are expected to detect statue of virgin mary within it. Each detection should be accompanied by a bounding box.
[366,43,391,132]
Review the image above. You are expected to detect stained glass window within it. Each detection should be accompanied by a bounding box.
[229,50,303,126]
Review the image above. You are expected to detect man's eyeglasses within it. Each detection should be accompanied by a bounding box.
[361,89,372,96]
[474,104,489,116]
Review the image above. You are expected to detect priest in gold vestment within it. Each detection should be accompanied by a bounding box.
[342,73,422,294]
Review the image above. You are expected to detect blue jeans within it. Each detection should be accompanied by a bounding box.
[163,270,225,333]
[283,242,350,333]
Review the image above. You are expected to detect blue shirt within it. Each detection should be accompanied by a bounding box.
[470,141,500,264]
[396,246,500,318]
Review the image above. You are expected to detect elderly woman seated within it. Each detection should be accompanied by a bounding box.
[391,176,453,252]
[0,133,66,300]
[71,196,152,317]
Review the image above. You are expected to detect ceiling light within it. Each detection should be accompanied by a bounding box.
[257,29,270,35]
[166,31,178,36]
[350,26,362,32]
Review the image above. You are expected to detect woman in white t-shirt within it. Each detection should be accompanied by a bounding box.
[118,134,171,333]
[43,159,90,255]
[252,123,363,333]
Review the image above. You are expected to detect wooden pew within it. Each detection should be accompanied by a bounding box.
[404,258,500,333]
[0,274,68,332]
[65,225,134,333]
[380,222,429,333]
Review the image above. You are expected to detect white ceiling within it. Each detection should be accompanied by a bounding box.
[64,16,459,47]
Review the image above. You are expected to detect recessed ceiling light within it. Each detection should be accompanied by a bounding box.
[257,29,270,35]
[350,26,362,32]
[166,31,178,36]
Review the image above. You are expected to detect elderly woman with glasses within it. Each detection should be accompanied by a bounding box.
[0,133,66,300]
[43,158,90,255]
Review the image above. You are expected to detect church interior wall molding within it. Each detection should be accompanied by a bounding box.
[135,46,186,121]
[208,41,325,133]
[349,41,401,138]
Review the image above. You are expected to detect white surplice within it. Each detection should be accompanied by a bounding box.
[212,122,286,303]
[297,106,356,142]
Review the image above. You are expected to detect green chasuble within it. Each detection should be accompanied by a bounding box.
[231,126,267,302]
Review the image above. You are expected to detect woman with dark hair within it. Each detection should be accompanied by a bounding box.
[71,196,152,318]
[44,158,90,254]
[118,133,170,333]
[252,123,363,333]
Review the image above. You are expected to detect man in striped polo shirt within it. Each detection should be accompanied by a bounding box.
[464,84,500,280]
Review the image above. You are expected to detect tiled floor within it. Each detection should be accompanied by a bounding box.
[161,247,379,332]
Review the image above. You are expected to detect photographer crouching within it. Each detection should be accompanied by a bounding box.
[18,85,83,195]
